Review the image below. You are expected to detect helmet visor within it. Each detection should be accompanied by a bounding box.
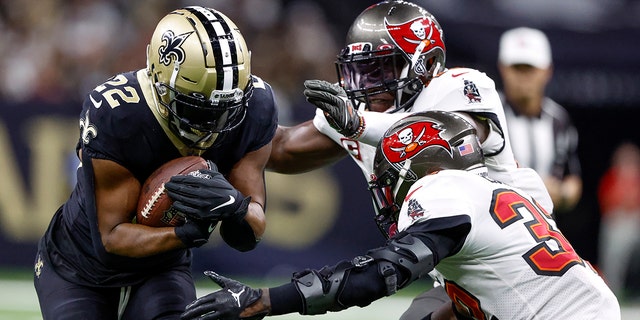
[173,95,235,132]
[337,51,404,99]
[160,80,252,134]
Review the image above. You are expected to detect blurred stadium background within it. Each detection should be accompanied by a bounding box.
[1,0,639,318]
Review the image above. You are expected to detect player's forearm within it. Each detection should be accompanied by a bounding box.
[357,111,406,146]
[102,223,184,257]
[267,123,346,173]
[262,284,304,316]
[245,202,266,240]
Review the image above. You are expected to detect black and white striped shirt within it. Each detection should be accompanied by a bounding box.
[501,93,581,180]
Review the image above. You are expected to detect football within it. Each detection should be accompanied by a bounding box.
[135,156,210,227]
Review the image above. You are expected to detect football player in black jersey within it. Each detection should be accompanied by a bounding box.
[33,6,278,319]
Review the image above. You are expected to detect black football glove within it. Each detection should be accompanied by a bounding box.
[181,271,266,320]
[303,79,362,138]
[175,218,218,248]
[165,164,251,222]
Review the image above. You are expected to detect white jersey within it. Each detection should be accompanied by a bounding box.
[398,169,620,320]
[313,67,554,213]
[313,110,378,179]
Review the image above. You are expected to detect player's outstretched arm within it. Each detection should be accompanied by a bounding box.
[267,122,347,174]
[181,271,268,320]
[303,79,363,138]
[182,232,448,319]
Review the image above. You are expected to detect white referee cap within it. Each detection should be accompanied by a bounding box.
[499,27,552,69]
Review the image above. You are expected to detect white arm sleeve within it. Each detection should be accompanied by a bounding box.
[357,111,407,146]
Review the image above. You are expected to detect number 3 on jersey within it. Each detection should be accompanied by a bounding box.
[490,188,583,276]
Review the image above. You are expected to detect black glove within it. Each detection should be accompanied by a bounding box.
[181,271,266,320]
[175,218,218,248]
[165,164,251,222]
[303,79,362,138]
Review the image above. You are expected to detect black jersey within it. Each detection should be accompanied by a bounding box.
[39,70,278,287]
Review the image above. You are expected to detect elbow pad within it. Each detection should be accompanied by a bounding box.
[291,258,397,315]
[291,233,435,315]
[368,232,435,287]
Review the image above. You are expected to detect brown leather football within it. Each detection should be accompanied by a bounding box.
[135,156,209,227]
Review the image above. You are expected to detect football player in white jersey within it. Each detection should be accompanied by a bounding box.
[182,111,620,320]
[268,1,554,319]
[270,0,551,211]
[304,2,552,212]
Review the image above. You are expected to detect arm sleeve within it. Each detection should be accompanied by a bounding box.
[266,219,470,316]
[269,283,305,315]
[356,111,407,146]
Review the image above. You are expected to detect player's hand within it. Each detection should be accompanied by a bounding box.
[174,218,218,248]
[303,79,362,138]
[181,271,267,320]
[165,164,250,222]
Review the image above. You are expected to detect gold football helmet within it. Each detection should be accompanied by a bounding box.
[147,6,252,150]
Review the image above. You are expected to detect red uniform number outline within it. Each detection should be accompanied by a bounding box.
[444,280,488,320]
[490,188,584,275]
[443,188,585,319]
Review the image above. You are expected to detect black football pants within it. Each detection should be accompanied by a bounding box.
[34,257,196,320]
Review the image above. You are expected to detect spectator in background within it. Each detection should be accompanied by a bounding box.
[598,142,640,298]
[497,27,583,215]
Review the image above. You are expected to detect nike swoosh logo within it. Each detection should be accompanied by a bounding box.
[89,94,102,108]
[211,195,235,212]
[451,72,469,78]
[208,223,215,233]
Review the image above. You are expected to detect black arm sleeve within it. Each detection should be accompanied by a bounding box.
[297,261,392,315]
[267,215,471,316]
[269,283,304,315]
[268,262,389,316]
[219,218,258,252]
[405,215,472,262]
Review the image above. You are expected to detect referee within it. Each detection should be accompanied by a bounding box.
[497,27,582,215]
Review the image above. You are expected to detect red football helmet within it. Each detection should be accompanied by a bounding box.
[336,1,446,113]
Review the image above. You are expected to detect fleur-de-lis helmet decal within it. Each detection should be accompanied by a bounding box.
[158,30,193,66]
